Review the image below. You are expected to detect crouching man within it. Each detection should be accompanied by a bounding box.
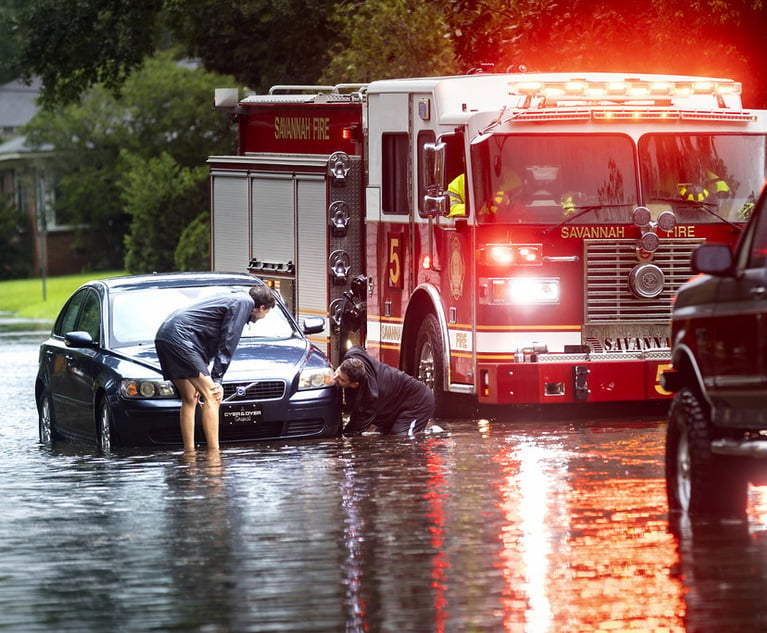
[333,346,435,436]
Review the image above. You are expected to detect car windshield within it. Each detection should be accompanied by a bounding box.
[109,285,296,347]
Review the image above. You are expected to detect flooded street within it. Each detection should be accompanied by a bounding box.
[3,322,767,632]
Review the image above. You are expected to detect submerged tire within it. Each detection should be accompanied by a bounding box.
[665,389,748,518]
[38,391,58,444]
[97,399,115,453]
[414,314,446,417]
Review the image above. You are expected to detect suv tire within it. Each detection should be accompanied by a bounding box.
[665,388,748,518]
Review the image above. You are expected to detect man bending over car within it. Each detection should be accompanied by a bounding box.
[155,285,275,452]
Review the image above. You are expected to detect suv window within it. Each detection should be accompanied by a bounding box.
[743,196,767,268]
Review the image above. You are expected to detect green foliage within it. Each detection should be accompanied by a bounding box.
[23,52,237,271]
[166,0,339,93]
[0,196,33,280]
[10,0,164,106]
[322,0,456,83]
[121,151,208,274]
[0,0,27,84]
[174,212,210,271]
[445,0,767,107]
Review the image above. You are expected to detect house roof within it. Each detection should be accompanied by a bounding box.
[0,78,41,130]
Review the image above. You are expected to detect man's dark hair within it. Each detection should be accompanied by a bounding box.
[250,285,276,309]
[339,357,366,384]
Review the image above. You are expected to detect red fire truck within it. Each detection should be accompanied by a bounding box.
[209,72,767,413]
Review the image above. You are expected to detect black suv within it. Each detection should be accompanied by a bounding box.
[662,188,767,517]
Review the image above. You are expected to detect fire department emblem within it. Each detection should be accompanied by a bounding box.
[448,235,464,300]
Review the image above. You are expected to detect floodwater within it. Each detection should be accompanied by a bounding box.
[3,318,767,633]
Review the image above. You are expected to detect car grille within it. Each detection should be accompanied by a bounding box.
[585,238,702,323]
[223,380,286,402]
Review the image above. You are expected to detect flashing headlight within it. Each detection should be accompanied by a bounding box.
[487,277,560,305]
[508,278,560,304]
[298,367,334,390]
[120,379,177,399]
[481,244,542,266]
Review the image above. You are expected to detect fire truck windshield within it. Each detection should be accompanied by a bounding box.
[639,133,767,223]
[471,133,637,225]
[470,132,767,225]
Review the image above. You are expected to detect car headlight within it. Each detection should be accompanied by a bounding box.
[120,379,177,399]
[298,367,334,390]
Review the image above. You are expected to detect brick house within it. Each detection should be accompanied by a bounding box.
[0,78,88,276]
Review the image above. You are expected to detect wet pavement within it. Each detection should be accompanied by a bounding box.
[2,319,767,632]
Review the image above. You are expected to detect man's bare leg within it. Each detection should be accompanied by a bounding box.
[188,374,223,450]
[173,378,200,451]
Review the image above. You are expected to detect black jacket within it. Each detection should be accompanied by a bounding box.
[342,346,430,434]
[155,292,255,382]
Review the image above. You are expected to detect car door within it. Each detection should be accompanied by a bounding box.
[64,288,104,437]
[709,196,767,420]
[44,290,88,432]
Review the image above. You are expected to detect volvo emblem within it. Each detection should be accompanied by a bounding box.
[236,386,247,397]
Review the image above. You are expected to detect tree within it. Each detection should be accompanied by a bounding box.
[166,0,339,92]
[321,0,455,84]
[9,0,164,106]
[445,0,767,107]
[120,151,209,273]
[0,196,32,279]
[23,52,236,270]
[9,0,341,107]
[174,212,211,271]
[0,0,27,84]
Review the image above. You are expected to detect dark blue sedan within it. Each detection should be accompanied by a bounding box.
[35,272,341,450]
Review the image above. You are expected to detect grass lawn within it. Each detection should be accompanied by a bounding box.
[0,271,125,321]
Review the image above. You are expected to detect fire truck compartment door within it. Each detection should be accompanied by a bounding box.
[211,172,249,273]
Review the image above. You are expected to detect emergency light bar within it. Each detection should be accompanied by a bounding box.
[509,77,741,100]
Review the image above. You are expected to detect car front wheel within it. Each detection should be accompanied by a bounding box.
[665,388,748,518]
[97,399,114,453]
[38,391,57,444]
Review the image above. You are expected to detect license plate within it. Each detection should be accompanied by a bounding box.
[221,404,263,425]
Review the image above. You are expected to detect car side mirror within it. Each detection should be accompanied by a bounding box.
[64,331,96,348]
[691,243,734,276]
[302,317,326,335]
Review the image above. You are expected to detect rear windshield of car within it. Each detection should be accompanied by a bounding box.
[109,285,296,347]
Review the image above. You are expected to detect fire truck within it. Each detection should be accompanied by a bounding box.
[209,72,767,413]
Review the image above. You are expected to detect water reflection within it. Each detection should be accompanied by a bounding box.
[4,329,767,631]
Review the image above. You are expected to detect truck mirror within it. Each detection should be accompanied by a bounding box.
[422,142,448,218]
[423,142,446,192]
[422,193,450,218]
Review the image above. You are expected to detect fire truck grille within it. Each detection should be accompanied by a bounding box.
[585,238,703,323]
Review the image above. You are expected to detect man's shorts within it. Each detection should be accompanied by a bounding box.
[155,339,209,381]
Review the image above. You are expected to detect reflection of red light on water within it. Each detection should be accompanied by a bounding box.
[425,441,449,633]
[493,439,687,632]
[748,485,767,524]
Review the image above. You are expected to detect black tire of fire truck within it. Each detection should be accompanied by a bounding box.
[414,314,448,418]
[665,388,748,519]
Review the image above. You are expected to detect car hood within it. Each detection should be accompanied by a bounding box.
[118,336,318,382]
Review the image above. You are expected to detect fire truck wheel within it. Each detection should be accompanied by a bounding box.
[665,388,748,518]
[414,314,446,416]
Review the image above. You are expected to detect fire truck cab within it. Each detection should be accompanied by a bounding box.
[209,72,767,413]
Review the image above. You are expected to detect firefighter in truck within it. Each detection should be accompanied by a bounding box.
[209,71,767,415]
